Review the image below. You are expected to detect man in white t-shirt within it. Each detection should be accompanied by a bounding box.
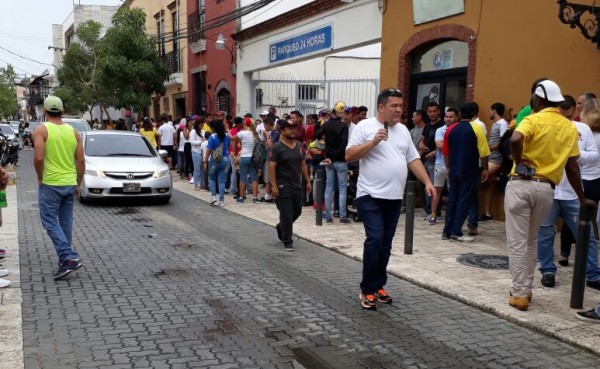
[256,110,268,142]
[346,88,435,310]
[157,114,176,169]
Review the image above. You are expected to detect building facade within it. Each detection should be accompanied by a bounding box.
[187,0,237,116]
[130,0,189,121]
[380,0,600,219]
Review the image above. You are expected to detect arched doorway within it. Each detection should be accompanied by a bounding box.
[409,40,468,113]
[216,88,233,115]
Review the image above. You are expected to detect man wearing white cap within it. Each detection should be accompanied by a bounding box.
[505,80,596,311]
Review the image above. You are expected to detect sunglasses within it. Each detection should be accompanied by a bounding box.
[382,88,402,97]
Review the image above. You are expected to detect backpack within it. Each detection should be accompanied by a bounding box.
[252,140,267,170]
[212,138,224,162]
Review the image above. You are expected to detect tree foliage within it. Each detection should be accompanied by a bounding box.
[0,66,18,119]
[98,7,169,110]
[56,7,169,116]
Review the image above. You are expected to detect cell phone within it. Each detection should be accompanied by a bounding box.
[516,164,535,178]
[384,121,389,133]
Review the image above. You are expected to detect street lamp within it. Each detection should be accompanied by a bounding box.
[214,33,236,74]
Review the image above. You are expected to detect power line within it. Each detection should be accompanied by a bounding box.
[0,58,35,76]
[0,46,53,67]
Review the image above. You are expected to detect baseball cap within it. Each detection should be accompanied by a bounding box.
[534,80,564,102]
[333,101,347,114]
[260,110,269,116]
[278,119,297,130]
[319,108,331,116]
[43,95,64,113]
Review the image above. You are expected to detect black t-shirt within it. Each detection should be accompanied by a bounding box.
[269,140,305,190]
[320,118,348,162]
[421,119,444,153]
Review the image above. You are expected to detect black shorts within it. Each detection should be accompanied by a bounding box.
[160,145,175,158]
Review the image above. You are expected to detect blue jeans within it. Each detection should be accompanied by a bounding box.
[38,184,79,264]
[192,151,203,187]
[325,161,347,219]
[238,157,257,184]
[229,160,237,194]
[209,158,229,202]
[536,199,600,281]
[443,176,477,237]
[424,159,435,214]
[356,195,402,295]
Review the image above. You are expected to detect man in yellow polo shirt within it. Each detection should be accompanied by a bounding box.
[505,80,596,311]
[33,96,85,281]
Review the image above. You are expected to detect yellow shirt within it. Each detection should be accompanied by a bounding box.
[203,123,211,133]
[512,107,579,184]
[140,128,159,148]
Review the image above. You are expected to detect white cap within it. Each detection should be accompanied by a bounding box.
[260,110,269,116]
[534,80,564,103]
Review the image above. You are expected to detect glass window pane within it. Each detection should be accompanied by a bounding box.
[413,40,468,73]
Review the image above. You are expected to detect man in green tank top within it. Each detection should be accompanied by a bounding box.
[33,96,85,280]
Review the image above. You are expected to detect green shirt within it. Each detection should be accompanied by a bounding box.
[42,122,77,186]
[515,105,532,128]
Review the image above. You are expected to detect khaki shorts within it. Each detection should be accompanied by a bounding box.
[433,166,447,187]
[263,161,270,183]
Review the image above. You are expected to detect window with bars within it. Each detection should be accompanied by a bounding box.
[297,84,319,101]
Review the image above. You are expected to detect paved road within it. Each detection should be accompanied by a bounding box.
[17,151,600,369]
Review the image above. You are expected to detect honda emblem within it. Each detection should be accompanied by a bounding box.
[126,174,135,180]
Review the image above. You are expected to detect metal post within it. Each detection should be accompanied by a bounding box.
[404,180,416,255]
[315,167,324,226]
[570,205,592,309]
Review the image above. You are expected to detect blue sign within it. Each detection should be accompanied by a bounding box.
[269,25,333,64]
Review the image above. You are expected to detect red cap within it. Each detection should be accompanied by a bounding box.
[244,117,253,126]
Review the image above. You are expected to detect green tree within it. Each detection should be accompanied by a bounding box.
[0,65,19,119]
[57,20,109,117]
[98,7,169,112]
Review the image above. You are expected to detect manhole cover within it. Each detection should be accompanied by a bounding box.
[456,253,509,270]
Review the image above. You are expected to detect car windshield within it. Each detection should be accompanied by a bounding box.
[0,125,14,135]
[64,120,90,132]
[85,134,156,157]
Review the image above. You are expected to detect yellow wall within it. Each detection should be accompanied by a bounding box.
[129,0,188,118]
[381,0,600,121]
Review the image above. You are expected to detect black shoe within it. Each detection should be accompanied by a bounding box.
[586,280,600,291]
[53,259,82,281]
[558,258,569,267]
[541,274,555,288]
[479,214,493,222]
[576,309,600,323]
[276,223,283,241]
[284,243,294,252]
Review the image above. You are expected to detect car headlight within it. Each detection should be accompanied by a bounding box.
[153,169,170,178]
[85,169,106,178]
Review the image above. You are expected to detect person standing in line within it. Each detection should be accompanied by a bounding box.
[33,96,85,280]
[410,109,426,149]
[418,102,444,219]
[269,120,311,252]
[441,103,490,242]
[505,80,595,311]
[428,107,459,225]
[189,118,205,191]
[231,118,260,203]
[0,165,9,287]
[157,114,176,169]
[204,119,231,207]
[346,88,435,310]
[480,103,509,222]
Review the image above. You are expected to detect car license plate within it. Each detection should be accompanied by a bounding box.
[123,183,141,193]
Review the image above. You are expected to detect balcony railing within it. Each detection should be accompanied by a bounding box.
[161,50,181,75]
[188,9,205,44]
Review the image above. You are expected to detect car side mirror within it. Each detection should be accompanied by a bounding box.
[158,149,168,158]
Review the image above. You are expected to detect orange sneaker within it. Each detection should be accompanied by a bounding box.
[359,293,377,310]
[375,289,393,304]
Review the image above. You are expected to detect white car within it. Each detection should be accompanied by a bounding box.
[80,131,172,203]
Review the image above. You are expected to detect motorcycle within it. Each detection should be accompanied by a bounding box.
[0,133,18,167]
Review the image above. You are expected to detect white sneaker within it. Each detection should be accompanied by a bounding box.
[210,196,217,205]
[451,235,474,243]
[189,179,195,184]
[0,278,10,288]
[219,201,225,208]
[0,269,7,277]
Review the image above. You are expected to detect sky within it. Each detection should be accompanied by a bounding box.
[0,0,378,79]
[0,0,124,78]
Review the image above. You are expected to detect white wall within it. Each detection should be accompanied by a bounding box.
[236,0,382,115]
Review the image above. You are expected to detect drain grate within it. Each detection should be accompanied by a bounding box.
[456,253,509,270]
